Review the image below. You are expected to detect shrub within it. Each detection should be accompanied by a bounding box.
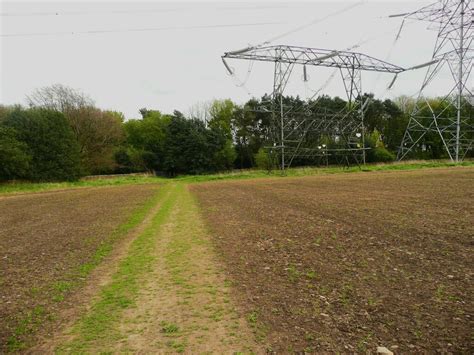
[255,148,276,172]
[373,147,396,162]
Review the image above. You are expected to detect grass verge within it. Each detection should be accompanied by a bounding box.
[1,160,473,195]
[0,175,166,195]
[178,159,474,183]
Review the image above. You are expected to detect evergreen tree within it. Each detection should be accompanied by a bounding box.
[0,126,31,181]
[4,108,82,181]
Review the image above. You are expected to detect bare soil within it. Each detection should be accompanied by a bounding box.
[0,185,158,351]
[191,167,474,353]
[30,185,167,354]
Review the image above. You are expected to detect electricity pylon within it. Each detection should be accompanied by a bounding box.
[222,45,404,169]
[395,0,474,162]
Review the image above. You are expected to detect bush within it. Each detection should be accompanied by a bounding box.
[255,148,276,172]
[365,129,396,163]
[373,146,396,162]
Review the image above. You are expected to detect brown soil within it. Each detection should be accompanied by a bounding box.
[30,185,167,354]
[191,167,474,353]
[0,184,158,351]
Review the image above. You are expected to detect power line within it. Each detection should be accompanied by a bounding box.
[0,4,303,17]
[0,8,182,17]
[257,1,367,47]
[1,22,286,38]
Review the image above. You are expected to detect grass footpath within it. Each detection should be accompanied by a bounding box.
[57,184,177,352]
[1,160,473,196]
[55,183,259,353]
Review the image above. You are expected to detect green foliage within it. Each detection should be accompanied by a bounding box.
[254,148,275,172]
[232,99,271,169]
[161,321,179,334]
[208,99,234,140]
[365,130,395,163]
[114,147,147,173]
[372,147,396,162]
[208,100,237,169]
[25,84,125,175]
[68,107,125,174]
[0,104,15,122]
[247,311,258,324]
[0,126,31,181]
[2,88,470,182]
[3,107,82,181]
[213,138,237,170]
[163,113,218,176]
[147,109,235,175]
[123,109,171,172]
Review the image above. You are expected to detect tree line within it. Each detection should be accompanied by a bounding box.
[0,84,470,182]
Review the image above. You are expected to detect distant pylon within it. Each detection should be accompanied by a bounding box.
[395,0,474,162]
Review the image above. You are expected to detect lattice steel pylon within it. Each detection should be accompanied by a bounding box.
[222,45,405,169]
[395,0,474,162]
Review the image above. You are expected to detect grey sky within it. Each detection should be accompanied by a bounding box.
[1,1,457,119]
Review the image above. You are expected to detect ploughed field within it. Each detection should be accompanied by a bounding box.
[191,168,474,353]
[0,185,158,351]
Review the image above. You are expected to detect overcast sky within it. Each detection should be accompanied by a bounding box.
[1,0,462,119]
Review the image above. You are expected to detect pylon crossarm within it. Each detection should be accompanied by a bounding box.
[223,45,405,74]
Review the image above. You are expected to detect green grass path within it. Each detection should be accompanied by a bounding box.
[56,184,177,352]
[55,183,259,353]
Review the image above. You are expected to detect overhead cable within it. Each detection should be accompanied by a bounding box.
[256,1,366,47]
[1,21,285,38]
